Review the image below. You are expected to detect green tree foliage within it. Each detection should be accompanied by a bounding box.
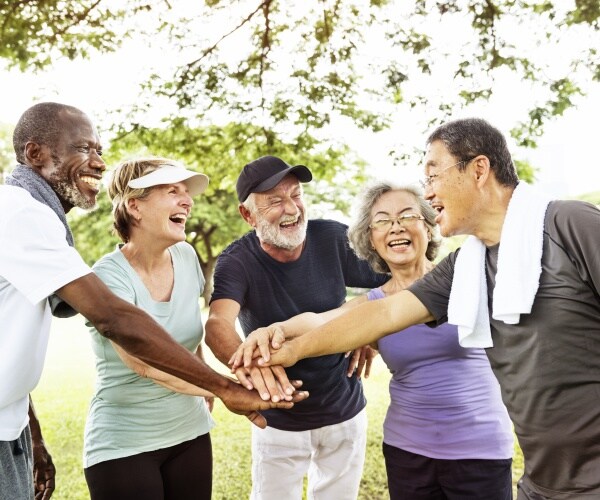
[3,1,597,149]
[514,159,536,184]
[576,191,600,205]
[2,0,597,275]
[131,0,599,155]
[0,0,158,70]
[70,121,364,301]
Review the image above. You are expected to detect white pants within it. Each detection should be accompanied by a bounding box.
[250,409,367,500]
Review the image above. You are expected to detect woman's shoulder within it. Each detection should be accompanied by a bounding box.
[170,241,198,260]
[92,246,125,272]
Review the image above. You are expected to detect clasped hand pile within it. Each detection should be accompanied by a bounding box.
[228,324,377,403]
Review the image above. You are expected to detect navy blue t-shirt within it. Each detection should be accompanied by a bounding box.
[211,219,386,430]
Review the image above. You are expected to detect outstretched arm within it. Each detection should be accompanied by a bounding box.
[265,290,432,367]
[230,296,366,369]
[56,273,308,428]
[111,342,214,397]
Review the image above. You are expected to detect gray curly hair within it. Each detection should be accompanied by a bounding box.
[347,182,442,274]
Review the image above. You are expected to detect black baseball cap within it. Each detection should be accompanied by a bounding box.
[236,155,313,202]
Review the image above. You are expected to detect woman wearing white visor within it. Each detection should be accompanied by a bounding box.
[83,158,215,499]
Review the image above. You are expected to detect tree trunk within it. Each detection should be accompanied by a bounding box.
[200,257,217,309]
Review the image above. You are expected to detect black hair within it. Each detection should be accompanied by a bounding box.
[427,118,519,187]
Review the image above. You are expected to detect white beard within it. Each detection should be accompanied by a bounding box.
[255,211,308,250]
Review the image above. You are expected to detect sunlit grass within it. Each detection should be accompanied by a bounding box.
[32,316,522,499]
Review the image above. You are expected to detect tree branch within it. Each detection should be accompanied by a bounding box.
[259,0,273,135]
[182,0,270,73]
[49,0,106,40]
[1,0,38,39]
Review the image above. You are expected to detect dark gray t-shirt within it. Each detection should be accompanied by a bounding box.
[410,200,600,498]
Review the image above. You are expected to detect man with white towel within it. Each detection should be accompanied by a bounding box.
[259,118,600,499]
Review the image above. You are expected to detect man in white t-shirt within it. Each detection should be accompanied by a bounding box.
[0,102,306,500]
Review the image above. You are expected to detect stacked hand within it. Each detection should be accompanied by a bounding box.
[229,324,287,370]
[229,323,377,385]
[219,376,308,428]
[228,324,304,405]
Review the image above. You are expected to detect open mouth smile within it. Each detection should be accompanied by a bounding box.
[80,174,101,190]
[279,217,300,229]
[169,213,188,226]
[388,238,411,248]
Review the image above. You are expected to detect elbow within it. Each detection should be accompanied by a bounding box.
[90,304,145,356]
[91,315,120,341]
[204,318,218,349]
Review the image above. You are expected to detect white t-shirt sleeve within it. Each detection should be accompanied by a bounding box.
[0,193,91,305]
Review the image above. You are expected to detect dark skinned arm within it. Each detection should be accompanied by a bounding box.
[56,273,307,427]
[28,396,55,500]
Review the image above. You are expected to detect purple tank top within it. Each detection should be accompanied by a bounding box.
[369,287,513,459]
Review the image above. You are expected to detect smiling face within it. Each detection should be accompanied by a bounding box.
[369,190,430,270]
[37,111,105,212]
[423,139,476,237]
[244,174,307,251]
[131,182,194,246]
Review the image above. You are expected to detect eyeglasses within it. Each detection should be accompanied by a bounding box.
[369,213,425,232]
[420,157,475,189]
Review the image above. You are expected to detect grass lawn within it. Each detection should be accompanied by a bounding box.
[32,315,523,499]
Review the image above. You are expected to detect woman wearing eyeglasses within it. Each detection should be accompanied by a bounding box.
[232,182,513,499]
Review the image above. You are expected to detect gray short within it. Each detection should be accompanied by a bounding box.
[0,425,33,500]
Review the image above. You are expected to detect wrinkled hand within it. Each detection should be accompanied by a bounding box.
[257,340,300,369]
[229,324,286,370]
[232,363,297,403]
[32,439,55,500]
[345,345,378,379]
[220,380,308,428]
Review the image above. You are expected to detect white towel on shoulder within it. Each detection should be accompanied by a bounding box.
[448,236,491,347]
[448,182,552,348]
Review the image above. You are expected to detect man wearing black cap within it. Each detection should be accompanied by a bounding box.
[205,155,385,499]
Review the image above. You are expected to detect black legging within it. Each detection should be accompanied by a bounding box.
[84,433,212,500]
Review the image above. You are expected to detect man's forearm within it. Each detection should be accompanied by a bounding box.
[57,276,233,396]
[105,303,232,395]
[277,312,332,339]
[205,317,243,366]
[28,396,43,442]
[291,291,431,359]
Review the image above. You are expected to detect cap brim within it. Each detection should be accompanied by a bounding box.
[252,165,312,194]
[128,167,209,196]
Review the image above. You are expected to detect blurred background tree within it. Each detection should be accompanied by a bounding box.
[1,0,598,282]
[70,121,364,301]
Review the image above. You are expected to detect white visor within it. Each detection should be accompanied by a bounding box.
[128,164,209,196]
